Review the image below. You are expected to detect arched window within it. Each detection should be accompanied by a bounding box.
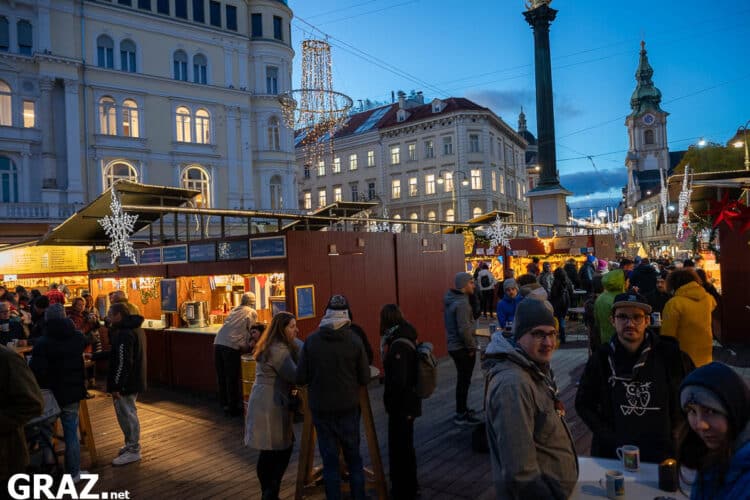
[17,20,32,55]
[173,50,188,81]
[193,54,207,84]
[122,99,139,137]
[98,96,117,135]
[103,161,138,190]
[175,106,191,142]
[0,156,18,202]
[267,117,280,151]
[409,213,419,233]
[97,35,114,68]
[270,175,283,210]
[392,214,403,233]
[120,39,137,73]
[0,80,11,126]
[446,208,455,222]
[473,207,482,218]
[644,129,655,145]
[181,166,210,208]
[427,210,436,221]
[195,109,210,144]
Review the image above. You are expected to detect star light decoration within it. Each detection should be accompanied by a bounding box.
[98,189,138,264]
[485,215,513,250]
[675,165,693,241]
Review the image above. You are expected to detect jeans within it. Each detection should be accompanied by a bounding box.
[312,409,366,500]
[480,289,495,317]
[257,445,293,500]
[214,344,242,413]
[60,402,81,476]
[388,414,417,499]
[113,393,140,452]
[557,315,567,342]
[449,349,476,414]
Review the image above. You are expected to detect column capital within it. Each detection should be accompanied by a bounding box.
[63,79,80,93]
[39,77,55,92]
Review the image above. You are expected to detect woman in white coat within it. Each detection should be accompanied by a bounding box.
[244,311,302,500]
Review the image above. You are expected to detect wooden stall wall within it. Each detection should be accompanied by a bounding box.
[718,229,750,345]
[395,233,465,359]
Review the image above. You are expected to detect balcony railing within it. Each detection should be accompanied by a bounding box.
[0,202,83,220]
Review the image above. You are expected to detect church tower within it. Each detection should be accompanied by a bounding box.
[624,41,669,207]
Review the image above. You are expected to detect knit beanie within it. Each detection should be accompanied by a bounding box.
[45,303,66,320]
[512,298,556,341]
[680,362,750,433]
[587,255,597,264]
[503,279,518,291]
[455,272,473,290]
[597,259,609,273]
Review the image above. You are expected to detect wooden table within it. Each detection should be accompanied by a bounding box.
[572,456,689,499]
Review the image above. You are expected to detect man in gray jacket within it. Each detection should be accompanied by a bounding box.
[444,272,480,425]
[482,299,578,499]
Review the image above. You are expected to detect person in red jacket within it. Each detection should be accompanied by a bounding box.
[45,283,66,305]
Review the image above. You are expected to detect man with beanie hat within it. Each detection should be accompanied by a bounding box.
[576,292,694,463]
[496,279,521,332]
[482,299,578,498]
[444,272,480,426]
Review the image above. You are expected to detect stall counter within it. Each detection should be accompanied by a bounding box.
[165,324,223,335]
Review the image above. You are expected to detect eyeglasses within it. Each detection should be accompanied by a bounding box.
[614,313,646,324]
[529,329,558,342]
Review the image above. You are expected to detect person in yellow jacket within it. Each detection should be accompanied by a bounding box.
[661,269,716,367]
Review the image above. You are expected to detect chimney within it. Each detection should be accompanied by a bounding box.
[391,90,395,103]
[398,90,406,110]
[416,91,424,104]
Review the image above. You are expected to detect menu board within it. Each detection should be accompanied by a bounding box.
[250,236,286,259]
[139,248,162,265]
[217,240,249,261]
[162,245,188,264]
[0,246,90,275]
[88,250,117,271]
[189,243,216,263]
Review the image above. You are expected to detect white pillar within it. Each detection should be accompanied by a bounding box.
[64,79,84,203]
[223,45,233,87]
[39,77,56,190]
[238,47,248,90]
[240,109,253,208]
[226,106,240,207]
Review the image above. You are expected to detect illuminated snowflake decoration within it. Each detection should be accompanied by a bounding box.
[98,189,138,264]
[676,165,693,241]
[485,215,513,250]
[659,168,669,224]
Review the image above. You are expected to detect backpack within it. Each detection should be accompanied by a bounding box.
[480,273,491,288]
[392,338,438,399]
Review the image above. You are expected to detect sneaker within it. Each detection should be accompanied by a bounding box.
[112,450,141,466]
[453,412,482,426]
[72,471,89,484]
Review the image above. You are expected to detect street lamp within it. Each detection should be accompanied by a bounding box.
[728,120,750,170]
[437,169,470,222]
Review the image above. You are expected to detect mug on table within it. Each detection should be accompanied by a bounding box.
[599,469,625,499]
[616,444,640,472]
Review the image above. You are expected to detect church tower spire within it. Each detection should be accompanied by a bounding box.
[518,107,527,132]
[630,40,664,117]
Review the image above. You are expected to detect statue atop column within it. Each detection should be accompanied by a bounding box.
[525,0,552,10]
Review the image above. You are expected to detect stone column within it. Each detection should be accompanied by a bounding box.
[20,151,31,201]
[39,77,57,190]
[238,47,248,90]
[240,109,253,208]
[63,79,84,203]
[226,106,240,207]
[37,0,51,53]
[223,45,233,87]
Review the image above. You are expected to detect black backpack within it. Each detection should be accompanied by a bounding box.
[480,274,491,288]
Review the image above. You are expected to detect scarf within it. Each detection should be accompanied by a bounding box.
[318,309,351,331]
[607,332,652,387]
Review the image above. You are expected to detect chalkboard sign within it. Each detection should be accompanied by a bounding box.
[295,285,315,319]
[217,240,249,261]
[139,247,162,265]
[250,236,287,259]
[189,242,216,263]
[88,250,117,271]
[160,279,178,312]
[162,245,188,264]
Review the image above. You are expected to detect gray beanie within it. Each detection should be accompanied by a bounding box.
[455,272,473,290]
[513,299,556,340]
[680,385,727,416]
[45,303,66,321]
[503,279,518,291]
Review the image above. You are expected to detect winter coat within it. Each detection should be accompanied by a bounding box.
[0,318,25,345]
[383,322,421,418]
[550,277,574,318]
[629,263,659,296]
[296,324,369,415]
[244,339,302,450]
[578,262,595,293]
[538,271,554,295]
[106,314,147,395]
[213,305,257,351]
[444,289,477,352]
[594,270,626,343]
[575,334,694,463]
[29,318,87,407]
[661,281,717,367]
[0,345,43,481]
[497,294,522,328]
[482,334,578,499]
[691,422,750,500]
[645,290,672,314]
[564,262,580,289]
[477,268,496,291]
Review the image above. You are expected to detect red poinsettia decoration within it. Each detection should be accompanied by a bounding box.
[707,192,745,230]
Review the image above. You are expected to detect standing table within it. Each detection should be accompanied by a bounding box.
[572,456,689,499]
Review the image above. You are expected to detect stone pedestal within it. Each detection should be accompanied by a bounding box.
[527,186,571,235]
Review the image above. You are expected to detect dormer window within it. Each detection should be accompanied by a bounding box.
[432,98,444,113]
[397,109,409,122]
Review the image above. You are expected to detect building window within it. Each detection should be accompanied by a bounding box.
[473,207,482,218]
[138,0,152,10]
[367,182,376,200]
[408,177,418,197]
[408,143,416,161]
[266,66,279,94]
[303,165,310,179]
[499,173,505,194]
[157,0,170,14]
[443,136,453,155]
[226,5,237,30]
[270,175,283,209]
[491,170,497,191]
[176,106,192,142]
[96,35,114,69]
[173,50,188,81]
[209,1,221,27]
[333,186,342,202]
[251,13,262,37]
[121,99,139,137]
[181,166,211,207]
[303,191,311,210]
[195,109,211,144]
[424,139,434,158]
[267,117,280,150]
[446,208,455,222]
[330,157,340,174]
[471,169,482,190]
[22,100,35,128]
[0,157,18,202]
[644,129,655,145]
[391,179,401,199]
[0,17,8,52]
[489,134,494,155]
[318,188,327,207]
[273,16,283,41]
[175,0,188,18]
[427,211,436,221]
[469,134,480,153]
[193,54,207,84]
[350,183,358,201]
[409,213,419,233]
[390,146,400,165]
[443,172,454,192]
[425,174,435,195]
[103,161,138,190]
[317,160,325,177]
[192,0,205,22]
[17,20,32,56]
[349,154,358,171]
[120,39,137,73]
[367,150,375,167]
[118,0,132,5]
[0,80,11,126]
[98,96,117,135]
[517,181,522,200]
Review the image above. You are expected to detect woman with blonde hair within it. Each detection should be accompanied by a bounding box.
[244,312,302,500]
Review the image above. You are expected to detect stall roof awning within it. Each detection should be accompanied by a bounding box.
[282,201,379,231]
[37,181,200,246]
[442,210,515,234]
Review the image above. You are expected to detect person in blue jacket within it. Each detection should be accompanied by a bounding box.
[678,362,750,499]
[496,279,521,332]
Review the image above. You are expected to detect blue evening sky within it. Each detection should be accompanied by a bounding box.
[289,0,750,216]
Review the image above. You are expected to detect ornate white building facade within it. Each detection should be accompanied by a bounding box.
[0,0,296,239]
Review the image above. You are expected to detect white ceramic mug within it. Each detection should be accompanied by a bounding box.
[616,444,640,471]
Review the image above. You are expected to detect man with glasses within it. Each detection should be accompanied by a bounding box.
[576,293,694,463]
[483,298,578,498]
[0,302,25,345]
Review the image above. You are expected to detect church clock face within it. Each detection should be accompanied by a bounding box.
[642,113,655,125]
